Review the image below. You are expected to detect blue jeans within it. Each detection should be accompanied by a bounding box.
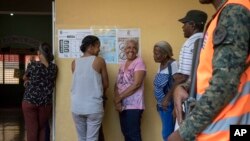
[119,109,143,141]
[157,104,174,141]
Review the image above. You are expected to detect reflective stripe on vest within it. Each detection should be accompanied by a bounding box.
[196,0,250,140]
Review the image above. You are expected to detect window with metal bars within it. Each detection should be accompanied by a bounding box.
[0,54,20,84]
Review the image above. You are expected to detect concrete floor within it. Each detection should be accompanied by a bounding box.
[0,108,26,141]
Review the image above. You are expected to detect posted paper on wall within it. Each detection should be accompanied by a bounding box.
[117,29,140,63]
[58,28,141,64]
[92,29,117,64]
[58,29,91,58]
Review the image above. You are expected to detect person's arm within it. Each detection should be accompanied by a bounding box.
[99,57,109,96]
[114,82,123,112]
[71,60,75,73]
[23,62,33,87]
[23,73,29,81]
[114,70,146,104]
[162,73,189,109]
[172,5,250,141]
[173,84,189,125]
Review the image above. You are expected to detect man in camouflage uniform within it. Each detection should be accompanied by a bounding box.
[168,0,250,141]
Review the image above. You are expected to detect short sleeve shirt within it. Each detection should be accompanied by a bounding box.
[23,61,57,105]
[154,61,178,105]
[116,57,146,110]
[178,32,203,75]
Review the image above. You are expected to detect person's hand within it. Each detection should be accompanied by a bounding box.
[114,94,122,104]
[23,74,28,81]
[115,102,123,112]
[114,93,123,103]
[161,99,168,110]
[114,88,123,104]
[168,130,184,141]
[173,85,188,124]
[23,80,29,87]
[161,94,171,110]
[23,73,29,87]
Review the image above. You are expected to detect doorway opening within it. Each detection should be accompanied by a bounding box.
[0,1,53,140]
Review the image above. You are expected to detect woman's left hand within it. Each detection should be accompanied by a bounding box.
[114,94,122,104]
[115,102,123,112]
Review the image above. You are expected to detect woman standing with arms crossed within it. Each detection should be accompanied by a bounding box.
[71,35,109,141]
[22,42,58,141]
[114,39,146,141]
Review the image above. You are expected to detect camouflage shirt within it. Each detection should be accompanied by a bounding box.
[179,2,250,141]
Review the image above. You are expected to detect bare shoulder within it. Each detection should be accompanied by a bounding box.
[95,56,106,65]
[93,56,106,73]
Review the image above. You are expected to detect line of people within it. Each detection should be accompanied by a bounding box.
[69,11,207,140]
[21,0,250,141]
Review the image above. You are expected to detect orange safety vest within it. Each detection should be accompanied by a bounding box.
[196,0,250,140]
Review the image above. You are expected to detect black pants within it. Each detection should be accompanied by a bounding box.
[119,109,143,141]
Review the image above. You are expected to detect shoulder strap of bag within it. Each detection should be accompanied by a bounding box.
[167,60,174,88]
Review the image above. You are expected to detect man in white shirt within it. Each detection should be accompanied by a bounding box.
[162,10,207,115]
[177,10,207,78]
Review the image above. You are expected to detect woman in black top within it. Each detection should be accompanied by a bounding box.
[22,42,58,141]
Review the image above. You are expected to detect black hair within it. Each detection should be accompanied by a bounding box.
[80,35,100,53]
[39,42,54,62]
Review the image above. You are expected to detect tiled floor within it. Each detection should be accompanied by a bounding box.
[0,108,26,141]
